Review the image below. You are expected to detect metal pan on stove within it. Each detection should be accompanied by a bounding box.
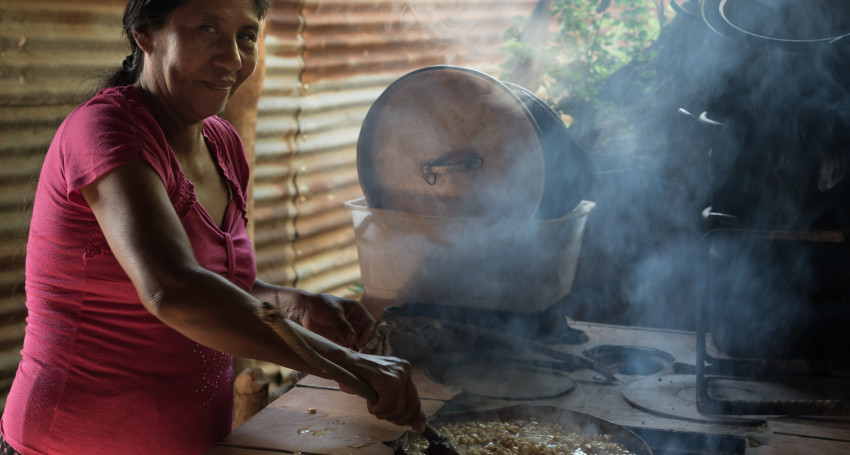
[394,404,653,455]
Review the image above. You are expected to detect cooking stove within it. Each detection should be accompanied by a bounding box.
[383,307,850,455]
[216,314,850,455]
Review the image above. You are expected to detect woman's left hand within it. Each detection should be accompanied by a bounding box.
[295,292,376,350]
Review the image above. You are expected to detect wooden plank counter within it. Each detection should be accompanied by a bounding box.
[209,368,458,455]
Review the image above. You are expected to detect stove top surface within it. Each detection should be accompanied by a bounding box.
[424,321,850,455]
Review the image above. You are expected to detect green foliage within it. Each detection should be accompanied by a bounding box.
[501,0,663,124]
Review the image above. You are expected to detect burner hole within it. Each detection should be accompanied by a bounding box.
[583,345,676,376]
[620,358,667,375]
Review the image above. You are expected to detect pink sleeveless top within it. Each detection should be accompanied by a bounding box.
[1,86,257,454]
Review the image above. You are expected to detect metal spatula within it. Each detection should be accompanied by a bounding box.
[422,421,461,455]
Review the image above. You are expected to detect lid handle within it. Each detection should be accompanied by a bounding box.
[422,152,483,185]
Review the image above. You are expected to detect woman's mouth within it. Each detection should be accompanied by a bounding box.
[203,81,234,92]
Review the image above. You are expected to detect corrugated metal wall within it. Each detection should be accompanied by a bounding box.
[255,0,536,297]
[0,0,127,409]
[0,0,536,409]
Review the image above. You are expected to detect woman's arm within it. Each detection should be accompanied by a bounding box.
[80,159,424,430]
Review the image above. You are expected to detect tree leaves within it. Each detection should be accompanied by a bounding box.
[501,0,664,125]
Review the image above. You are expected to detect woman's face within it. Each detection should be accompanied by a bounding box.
[136,0,261,122]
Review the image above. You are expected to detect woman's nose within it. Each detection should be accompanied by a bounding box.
[213,37,242,73]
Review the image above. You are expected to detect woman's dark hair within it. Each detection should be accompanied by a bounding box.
[103,0,271,88]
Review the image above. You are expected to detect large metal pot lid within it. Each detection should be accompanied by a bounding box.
[357,66,546,219]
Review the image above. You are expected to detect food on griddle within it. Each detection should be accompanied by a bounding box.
[404,418,634,455]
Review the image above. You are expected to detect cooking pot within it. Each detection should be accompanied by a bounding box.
[357,65,591,219]
[701,0,850,50]
[394,405,652,455]
[502,81,592,219]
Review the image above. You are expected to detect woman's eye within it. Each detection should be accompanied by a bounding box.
[199,24,216,33]
[239,32,258,43]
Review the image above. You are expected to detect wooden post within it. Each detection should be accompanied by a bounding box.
[233,366,270,429]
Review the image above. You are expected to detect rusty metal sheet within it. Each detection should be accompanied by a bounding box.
[0,0,127,412]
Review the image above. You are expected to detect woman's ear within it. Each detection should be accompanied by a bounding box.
[132,24,153,54]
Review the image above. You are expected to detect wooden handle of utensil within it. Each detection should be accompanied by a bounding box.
[257,301,380,402]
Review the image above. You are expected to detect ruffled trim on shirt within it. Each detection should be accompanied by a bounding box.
[173,168,198,219]
[84,221,111,260]
[202,127,248,223]
[220,161,248,223]
[219,162,243,210]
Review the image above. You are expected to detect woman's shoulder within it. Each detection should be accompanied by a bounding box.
[64,85,158,134]
[53,86,173,195]
[58,85,165,156]
[78,85,148,112]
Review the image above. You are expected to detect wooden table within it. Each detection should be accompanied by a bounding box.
[207,367,458,455]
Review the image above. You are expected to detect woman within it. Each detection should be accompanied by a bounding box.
[0,0,425,453]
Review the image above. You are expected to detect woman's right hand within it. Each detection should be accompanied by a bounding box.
[338,352,426,433]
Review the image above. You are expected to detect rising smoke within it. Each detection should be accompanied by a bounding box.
[346,1,850,355]
[563,0,850,356]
